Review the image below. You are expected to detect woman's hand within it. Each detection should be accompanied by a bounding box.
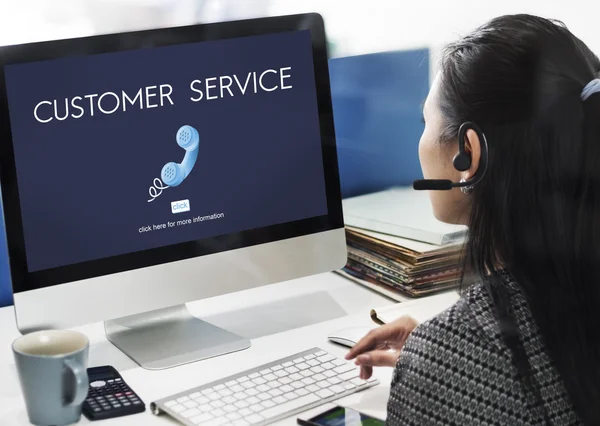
[345,316,419,380]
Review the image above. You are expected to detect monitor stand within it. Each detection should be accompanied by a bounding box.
[104,304,251,370]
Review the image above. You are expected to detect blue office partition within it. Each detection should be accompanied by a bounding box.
[329,48,430,198]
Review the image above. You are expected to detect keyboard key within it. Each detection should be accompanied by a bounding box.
[327,377,342,385]
[343,382,357,390]
[223,396,237,404]
[234,392,249,400]
[225,380,237,387]
[194,395,210,404]
[177,396,190,403]
[171,404,185,413]
[293,358,305,364]
[238,376,249,383]
[284,391,299,401]
[296,388,309,396]
[259,369,271,375]
[262,400,276,408]
[280,384,294,393]
[199,404,212,412]
[226,412,241,420]
[335,364,355,374]
[316,389,334,399]
[324,370,337,378]
[181,408,201,418]
[210,400,225,408]
[261,394,320,419]
[331,385,346,394]
[296,362,310,370]
[246,414,265,424]
[252,377,267,385]
[204,417,229,426]
[290,373,304,381]
[212,408,226,417]
[268,380,282,388]
[274,370,288,378]
[230,384,245,393]
[322,362,336,370]
[207,392,221,401]
[202,389,214,395]
[340,370,358,381]
[234,400,250,409]
[300,370,313,378]
[306,385,320,393]
[271,365,283,371]
[242,381,255,389]
[318,355,335,363]
[278,377,292,385]
[239,408,253,417]
[282,362,293,368]
[249,373,260,379]
[313,374,326,382]
[306,359,319,367]
[218,389,233,397]
[268,389,283,397]
[190,413,213,425]
[233,419,249,426]
[350,378,367,386]
[264,373,277,381]
[257,393,271,401]
[284,366,299,374]
[250,403,264,413]
[214,384,226,391]
[316,351,327,356]
[273,395,287,404]
[184,401,197,409]
[246,388,259,396]
[223,404,237,413]
[304,354,316,360]
[256,384,270,392]
[311,366,325,374]
[291,381,305,389]
[247,396,260,405]
[164,400,177,407]
[317,381,331,389]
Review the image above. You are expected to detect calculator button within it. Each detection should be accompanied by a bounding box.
[114,404,122,408]
[115,378,122,382]
[93,408,101,412]
[107,379,114,383]
[90,381,106,388]
[123,402,131,406]
[133,401,142,405]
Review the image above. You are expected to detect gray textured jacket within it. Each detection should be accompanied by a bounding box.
[386,274,580,425]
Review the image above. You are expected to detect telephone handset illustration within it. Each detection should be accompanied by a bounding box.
[148,125,199,202]
[161,125,200,187]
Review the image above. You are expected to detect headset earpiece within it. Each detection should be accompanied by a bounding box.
[453,122,474,172]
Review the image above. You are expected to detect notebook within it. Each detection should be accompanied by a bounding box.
[369,291,460,325]
[342,187,467,245]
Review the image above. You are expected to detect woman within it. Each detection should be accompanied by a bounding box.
[346,14,600,425]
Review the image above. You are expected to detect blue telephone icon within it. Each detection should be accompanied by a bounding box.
[161,125,199,187]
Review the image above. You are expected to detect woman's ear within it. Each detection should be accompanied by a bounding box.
[463,129,481,180]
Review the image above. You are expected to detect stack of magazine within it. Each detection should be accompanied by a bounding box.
[338,188,467,300]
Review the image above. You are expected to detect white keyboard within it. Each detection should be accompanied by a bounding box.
[150,347,379,426]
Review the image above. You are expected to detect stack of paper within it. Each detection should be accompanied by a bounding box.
[339,188,466,299]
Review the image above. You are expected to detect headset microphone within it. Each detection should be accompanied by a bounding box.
[413,121,488,191]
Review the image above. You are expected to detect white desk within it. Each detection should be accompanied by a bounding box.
[0,273,447,425]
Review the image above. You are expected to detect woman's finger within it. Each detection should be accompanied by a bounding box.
[355,350,400,368]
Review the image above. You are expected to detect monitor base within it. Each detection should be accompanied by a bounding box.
[104,304,251,370]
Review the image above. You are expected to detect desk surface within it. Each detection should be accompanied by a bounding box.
[0,272,448,425]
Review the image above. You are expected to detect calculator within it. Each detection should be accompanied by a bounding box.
[83,365,145,421]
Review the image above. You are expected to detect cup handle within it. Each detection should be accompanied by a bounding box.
[63,358,89,407]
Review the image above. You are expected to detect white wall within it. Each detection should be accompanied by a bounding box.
[1,0,599,66]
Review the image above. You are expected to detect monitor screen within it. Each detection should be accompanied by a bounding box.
[0,19,341,292]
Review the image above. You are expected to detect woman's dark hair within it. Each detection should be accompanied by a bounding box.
[439,14,600,424]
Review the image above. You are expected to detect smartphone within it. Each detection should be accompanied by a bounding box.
[297,405,385,426]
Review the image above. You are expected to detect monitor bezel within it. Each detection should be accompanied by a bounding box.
[0,13,343,294]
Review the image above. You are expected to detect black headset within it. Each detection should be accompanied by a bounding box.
[413,121,489,191]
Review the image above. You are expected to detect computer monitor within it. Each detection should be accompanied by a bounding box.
[0,13,345,370]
